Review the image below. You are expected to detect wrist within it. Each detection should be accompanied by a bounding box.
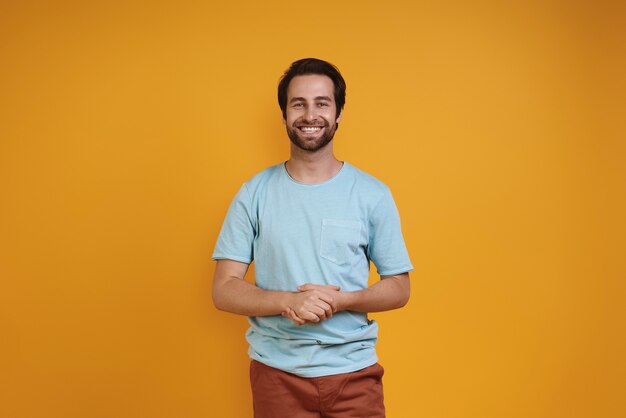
[336,291,352,312]
[277,291,294,313]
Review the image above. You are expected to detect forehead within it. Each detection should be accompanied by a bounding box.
[287,74,335,101]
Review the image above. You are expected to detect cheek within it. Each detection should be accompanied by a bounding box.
[285,112,299,125]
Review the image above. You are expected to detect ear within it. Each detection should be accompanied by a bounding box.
[336,111,342,124]
[282,117,286,125]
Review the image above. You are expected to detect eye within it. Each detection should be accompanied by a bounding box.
[292,103,303,108]
[317,102,329,107]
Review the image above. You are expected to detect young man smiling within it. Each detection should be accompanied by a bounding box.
[212,58,413,418]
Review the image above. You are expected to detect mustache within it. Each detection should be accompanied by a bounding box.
[293,119,330,127]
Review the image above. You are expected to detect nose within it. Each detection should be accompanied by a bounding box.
[303,106,317,122]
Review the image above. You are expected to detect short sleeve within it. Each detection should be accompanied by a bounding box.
[367,188,413,276]
[212,184,256,264]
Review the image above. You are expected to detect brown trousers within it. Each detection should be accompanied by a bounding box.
[250,360,386,418]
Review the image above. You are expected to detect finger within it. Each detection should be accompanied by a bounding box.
[297,284,341,292]
[315,291,335,307]
[308,304,330,321]
[315,300,333,319]
[295,307,320,323]
[284,307,305,325]
[288,310,306,325]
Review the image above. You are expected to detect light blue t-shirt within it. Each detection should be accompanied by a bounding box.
[212,162,413,377]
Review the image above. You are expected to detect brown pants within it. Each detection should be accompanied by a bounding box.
[250,360,386,418]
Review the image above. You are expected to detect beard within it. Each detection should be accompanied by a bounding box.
[286,118,338,153]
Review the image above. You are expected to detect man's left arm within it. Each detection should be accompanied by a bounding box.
[338,272,410,312]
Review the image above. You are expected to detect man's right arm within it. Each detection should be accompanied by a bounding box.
[212,259,338,323]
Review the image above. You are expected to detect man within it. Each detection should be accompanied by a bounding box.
[212,58,413,418]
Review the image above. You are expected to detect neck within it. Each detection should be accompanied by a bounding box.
[286,143,343,184]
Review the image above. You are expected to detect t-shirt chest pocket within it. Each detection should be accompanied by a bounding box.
[319,219,362,265]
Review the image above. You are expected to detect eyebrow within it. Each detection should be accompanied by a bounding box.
[289,96,333,103]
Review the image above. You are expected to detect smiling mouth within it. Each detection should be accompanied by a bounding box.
[298,126,323,133]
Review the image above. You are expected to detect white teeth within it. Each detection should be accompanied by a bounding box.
[301,127,322,133]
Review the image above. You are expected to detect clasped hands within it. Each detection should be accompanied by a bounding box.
[282,284,342,326]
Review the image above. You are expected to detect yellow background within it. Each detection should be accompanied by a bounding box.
[1,1,624,417]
